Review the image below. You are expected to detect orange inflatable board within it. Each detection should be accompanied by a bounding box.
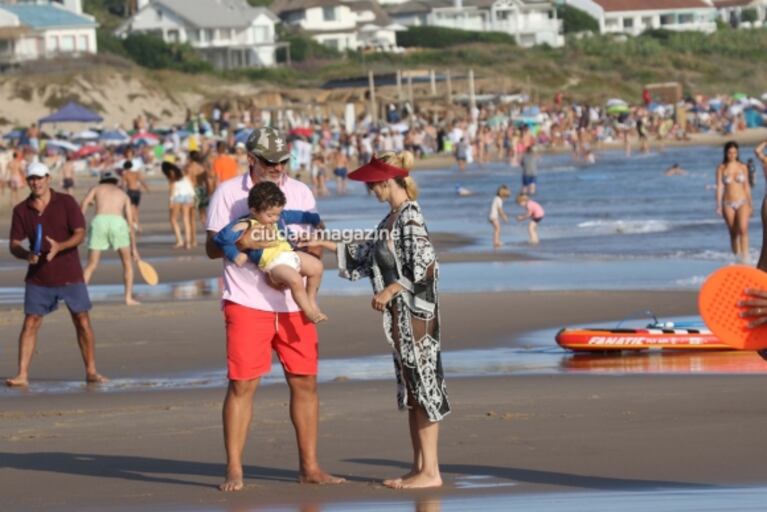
[698,265,767,350]
[556,327,728,352]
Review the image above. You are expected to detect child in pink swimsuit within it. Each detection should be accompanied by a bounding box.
[516,193,544,245]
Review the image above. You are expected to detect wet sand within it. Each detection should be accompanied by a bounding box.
[1,174,766,511]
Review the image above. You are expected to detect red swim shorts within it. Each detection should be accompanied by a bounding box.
[223,301,318,381]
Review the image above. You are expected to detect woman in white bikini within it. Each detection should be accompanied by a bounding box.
[716,141,752,263]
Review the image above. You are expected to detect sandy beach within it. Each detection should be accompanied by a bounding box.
[1,167,767,511]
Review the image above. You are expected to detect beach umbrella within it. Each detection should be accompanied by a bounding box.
[607,104,630,115]
[2,129,23,141]
[130,132,160,145]
[73,130,99,141]
[100,130,129,144]
[46,139,80,152]
[733,92,748,100]
[71,144,103,160]
[235,129,254,144]
[606,98,628,107]
[290,127,313,138]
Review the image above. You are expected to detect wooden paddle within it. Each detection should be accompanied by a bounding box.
[137,259,159,286]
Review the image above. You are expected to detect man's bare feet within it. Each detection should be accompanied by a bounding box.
[299,469,346,485]
[125,298,141,306]
[172,242,184,249]
[384,471,442,489]
[383,469,418,488]
[86,372,108,384]
[5,375,28,387]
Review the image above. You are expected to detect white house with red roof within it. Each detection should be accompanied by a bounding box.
[709,0,767,26]
[566,0,718,35]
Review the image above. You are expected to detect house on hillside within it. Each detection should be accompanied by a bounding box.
[0,1,97,66]
[384,0,564,48]
[270,0,404,52]
[565,0,718,35]
[115,0,284,69]
[709,0,767,26]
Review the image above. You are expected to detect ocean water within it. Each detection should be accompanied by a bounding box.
[317,145,764,263]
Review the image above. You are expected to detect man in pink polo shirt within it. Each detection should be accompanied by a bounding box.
[206,127,344,491]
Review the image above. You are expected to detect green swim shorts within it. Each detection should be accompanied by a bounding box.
[88,214,131,251]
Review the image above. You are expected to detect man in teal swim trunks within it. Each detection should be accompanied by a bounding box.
[80,171,140,305]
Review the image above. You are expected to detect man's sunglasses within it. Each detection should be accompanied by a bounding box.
[256,156,287,168]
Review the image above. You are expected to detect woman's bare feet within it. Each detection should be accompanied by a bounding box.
[5,375,28,387]
[384,470,442,489]
[125,297,141,306]
[172,242,184,249]
[220,467,244,492]
[299,468,346,485]
[86,372,108,384]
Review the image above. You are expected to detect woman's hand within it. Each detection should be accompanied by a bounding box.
[371,289,394,312]
[297,233,336,252]
[739,289,767,328]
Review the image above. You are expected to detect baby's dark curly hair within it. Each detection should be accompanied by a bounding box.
[248,181,286,212]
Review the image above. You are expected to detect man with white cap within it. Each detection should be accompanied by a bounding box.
[6,162,107,387]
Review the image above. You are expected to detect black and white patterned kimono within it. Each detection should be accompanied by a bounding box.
[336,201,451,422]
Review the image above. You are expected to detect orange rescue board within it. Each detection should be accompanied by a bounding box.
[556,327,729,352]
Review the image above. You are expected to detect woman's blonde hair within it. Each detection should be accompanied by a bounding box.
[497,185,511,198]
[379,150,418,200]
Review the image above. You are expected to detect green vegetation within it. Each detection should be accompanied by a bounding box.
[80,0,767,102]
[556,4,599,34]
[741,8,758,24]
[246,0,274,6]
[396,26,517,48]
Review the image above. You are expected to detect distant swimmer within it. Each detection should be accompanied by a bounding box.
[665,163,688,176]
[455,184,473,197]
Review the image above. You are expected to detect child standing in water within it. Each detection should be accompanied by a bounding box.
[489,185,511,248]
[516,193,544,245]
[214,181,327,323]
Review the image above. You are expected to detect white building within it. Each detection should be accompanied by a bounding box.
[271,0,404,52]
[0,1,97,65]
[115,0,282,69]
[386,0,564,48]
[709,0,767,26]
[566,0,718,35]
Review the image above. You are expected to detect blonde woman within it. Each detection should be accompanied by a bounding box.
[301,152,450,489]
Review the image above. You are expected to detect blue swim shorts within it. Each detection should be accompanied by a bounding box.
[24,282,92,316]
[522,174,537,186]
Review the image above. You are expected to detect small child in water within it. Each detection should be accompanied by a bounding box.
[214,181,327,323]
[489,185,511,248]
[516,193,544,245]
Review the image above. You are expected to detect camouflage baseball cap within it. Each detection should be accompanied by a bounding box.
[246,127,290,163]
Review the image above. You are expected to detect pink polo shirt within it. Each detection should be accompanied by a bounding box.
[526,200,544,219]
[206,172,317,312]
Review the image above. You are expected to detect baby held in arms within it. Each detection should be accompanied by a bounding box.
[214,181,327,323]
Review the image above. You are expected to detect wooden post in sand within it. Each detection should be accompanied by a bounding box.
[430,69,437,97]
[446,69,453,104]
[407,73,414,108]
[468,68,477,114]
[368,70,378,123]
[396,69,403,104]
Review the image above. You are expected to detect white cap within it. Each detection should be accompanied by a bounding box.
[26,162,50,178]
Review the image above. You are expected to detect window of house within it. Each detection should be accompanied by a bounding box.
[60,35,75,52]
[323,6,336,21]
[198,29,205,42]
[660,14,675,25]
[323,38,339,50]
[167,29,179,43]
[156,8,162,20]
[253,26,269,42]
[206,29,214,41]
[642,16,653,28]
[0,40,10,53]
[623,17,634,29]
[46,36,58,52]
[77,35,88,51]
[678,13,694,24]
